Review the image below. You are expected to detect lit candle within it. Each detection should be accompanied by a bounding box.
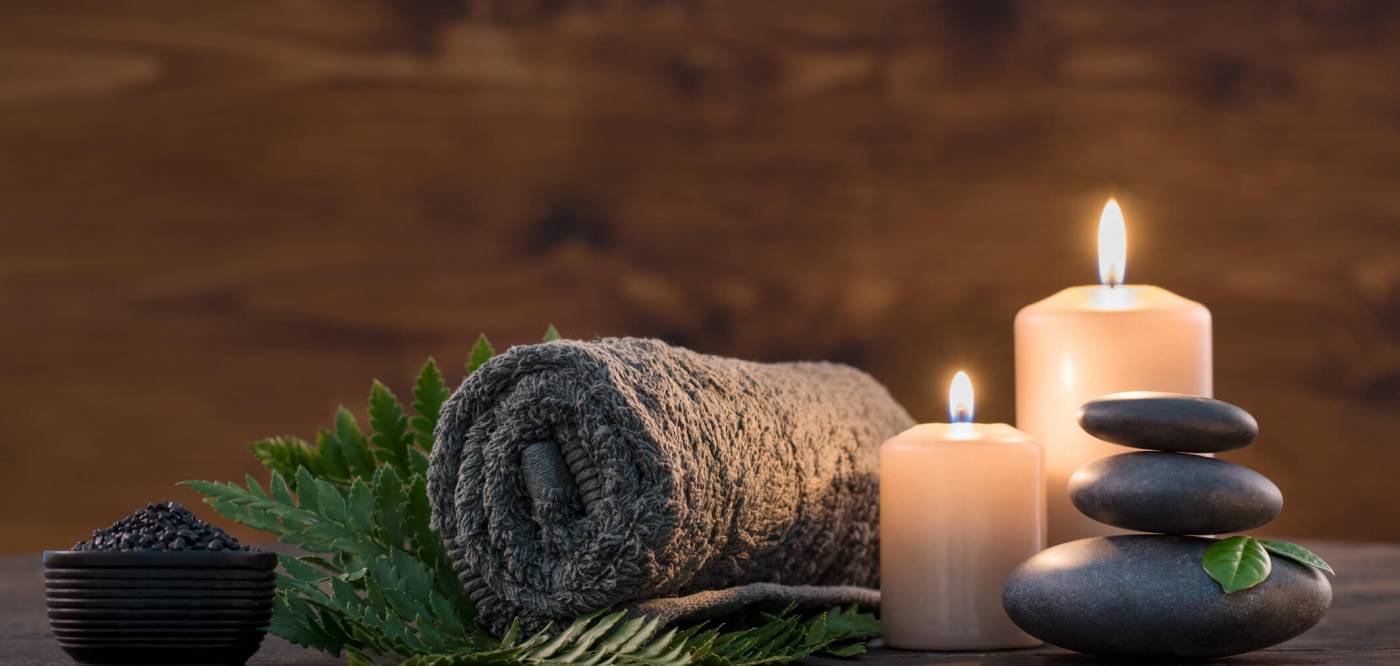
[1015,199,1212,545]
[880,372,1043,650]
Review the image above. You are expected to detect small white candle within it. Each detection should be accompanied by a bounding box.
[880,372,1043,650]
[1015,199,1212,545]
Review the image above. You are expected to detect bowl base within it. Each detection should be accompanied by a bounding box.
[60,643,261,665]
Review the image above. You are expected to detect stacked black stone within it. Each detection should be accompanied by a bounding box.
[72,501,246,552]
[1002,392,1332,660]
[1071,394,1277,535]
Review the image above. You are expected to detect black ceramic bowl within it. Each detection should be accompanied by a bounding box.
[43,550,277,666]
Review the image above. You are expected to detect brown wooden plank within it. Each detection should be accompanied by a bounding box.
[0,1,1398,551]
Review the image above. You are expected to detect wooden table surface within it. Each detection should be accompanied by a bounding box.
[5,541,1398,665]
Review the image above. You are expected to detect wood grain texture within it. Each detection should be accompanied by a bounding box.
[1,0,1398,551]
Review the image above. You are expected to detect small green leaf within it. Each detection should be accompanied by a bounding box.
[335,408,376,479]
[269,471,295,505]
[250,436,322,483]
[1259,539,1335,575]
[1203,536,1273,593]
[826,642,867,657]
[824,603,881,641]
[542,324,561,342]
[347,479,375,535]
[316,428,351,480]
[295,468,321,514]
[408,448,430,478]
[466,334,495,375]
[372,466,408,549]
[406,475,445,570]
[411,358,450,450]
[369,380,413,476]
[317,479,349,525]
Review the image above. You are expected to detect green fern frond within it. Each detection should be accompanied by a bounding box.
[403,611,697,666]
[249,436,323,486]
[370,380,414,477]
[182,465,488,656]
[411,358,450,450]
[466,334,496,376]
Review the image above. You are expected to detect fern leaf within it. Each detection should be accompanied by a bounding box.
[411,358,450,450]
[317,428,351,481]
[410,447,432,477]
[250,436,322,485]
[466,334,495,375]
[369,380,414,476]
[347,479,375,535]
[335,407,377,479]
[704,605,878,666]
[372,466,409,549]
[408,474,446,570]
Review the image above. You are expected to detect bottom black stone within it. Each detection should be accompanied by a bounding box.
[1002,535,1331,659]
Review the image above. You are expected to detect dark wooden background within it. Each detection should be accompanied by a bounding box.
[2,0,1398,552]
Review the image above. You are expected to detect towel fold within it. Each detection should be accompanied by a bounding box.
[428,338,913,632]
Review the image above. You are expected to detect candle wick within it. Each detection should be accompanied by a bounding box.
[951,404,972,424]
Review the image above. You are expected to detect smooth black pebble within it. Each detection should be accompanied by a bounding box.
[1078,392,1259,452]
[1002,535,1331,659]
[1070,451,1283,534]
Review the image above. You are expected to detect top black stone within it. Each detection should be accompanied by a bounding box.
[71,501,245,552]
[1077,392,1258,452]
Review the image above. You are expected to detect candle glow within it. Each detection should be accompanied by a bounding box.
[1098,198,1127,287]
[949,371,975,424]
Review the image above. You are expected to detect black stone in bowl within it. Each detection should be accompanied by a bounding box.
[43,550,277,666]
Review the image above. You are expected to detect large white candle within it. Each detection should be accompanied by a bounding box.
[1015,199,1212,545]
[880,372,1043,650]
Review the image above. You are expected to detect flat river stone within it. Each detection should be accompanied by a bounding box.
[1003,535,1331,659]
[1078,392,1258,452]
[1070,451,1282,534]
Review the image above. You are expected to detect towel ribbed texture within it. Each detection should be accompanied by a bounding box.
[427,338,912,633]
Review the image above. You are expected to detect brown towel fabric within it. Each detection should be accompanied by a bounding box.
[427,338,912,632]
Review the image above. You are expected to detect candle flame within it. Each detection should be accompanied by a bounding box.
[1098,198,1127,287]
[948,371,974,424]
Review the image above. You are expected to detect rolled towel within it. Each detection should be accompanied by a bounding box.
[428,337,913,632]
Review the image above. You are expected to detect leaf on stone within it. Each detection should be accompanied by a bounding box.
[466,334,495,376]
[1259,539,1335,575]
[411,358,450,450]
[542,324,561,342]
[1203,536,1273,593]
